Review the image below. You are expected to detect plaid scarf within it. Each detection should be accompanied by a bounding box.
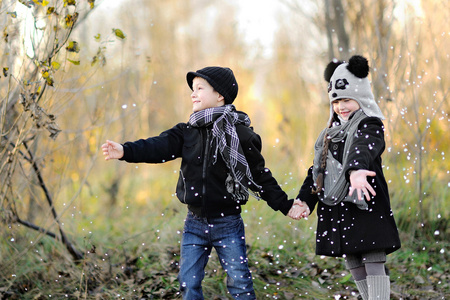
[188,105,261,202]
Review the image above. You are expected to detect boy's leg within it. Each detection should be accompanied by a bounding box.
[178,212,212,300]
[211,214,256,300]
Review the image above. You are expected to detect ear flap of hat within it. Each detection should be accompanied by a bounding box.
[346,55,369,78]
[324,59,344,82]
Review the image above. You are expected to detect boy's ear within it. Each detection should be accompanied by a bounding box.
[217,93,225,102]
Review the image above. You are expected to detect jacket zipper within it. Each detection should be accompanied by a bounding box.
[201,129,211,215]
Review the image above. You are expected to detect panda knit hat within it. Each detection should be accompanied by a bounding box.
[325,55,384,121]
[187,66,238,104]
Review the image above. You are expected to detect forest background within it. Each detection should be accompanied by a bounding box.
[0,0,448,299]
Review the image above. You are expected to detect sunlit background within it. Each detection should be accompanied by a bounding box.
[1,0,448,298]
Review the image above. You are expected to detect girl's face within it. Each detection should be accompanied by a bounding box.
[191,77,224,112]
[332,98,360,121]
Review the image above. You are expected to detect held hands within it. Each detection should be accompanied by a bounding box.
[287,199,310,220]
[101,140,124,160]
[348,169,376,201]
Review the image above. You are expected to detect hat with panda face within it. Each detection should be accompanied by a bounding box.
[324,55,385,121]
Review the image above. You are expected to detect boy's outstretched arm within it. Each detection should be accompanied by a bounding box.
[101,140,124,160]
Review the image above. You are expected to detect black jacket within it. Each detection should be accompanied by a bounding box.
[121,122,293,218]
[297,116,401,257]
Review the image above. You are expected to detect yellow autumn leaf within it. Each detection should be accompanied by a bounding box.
[66,41,80,53]
[112,28,126,40]
[64,12,78,28]
[64,0,76,7]
[67,59,80,65]
[94,33,101,41]
[19,0,32,8]
[51,61,60,70]
[46,76,54,86]
[3,27,8,43]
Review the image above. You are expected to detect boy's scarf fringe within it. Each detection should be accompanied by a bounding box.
[188,105,262,201]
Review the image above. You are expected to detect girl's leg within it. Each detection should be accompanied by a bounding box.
[345,254,368,300]
[364,253,390,300]
[366,274,390,300]
[350,266,367,281]
[365,262,386,276]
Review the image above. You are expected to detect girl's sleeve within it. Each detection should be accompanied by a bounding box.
[120,123,185,163]
[343,117,385,180]
[295,166,319,213]
[240,129,294,215]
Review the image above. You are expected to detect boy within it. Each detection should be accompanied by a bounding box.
[102,66,302,299]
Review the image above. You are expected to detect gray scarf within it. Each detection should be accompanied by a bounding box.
[312,109,369,210]
[188,105,261,202]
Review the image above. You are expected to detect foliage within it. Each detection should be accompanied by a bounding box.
[0,0,126,261]
[0,0,449,299]
[1,203,448,299]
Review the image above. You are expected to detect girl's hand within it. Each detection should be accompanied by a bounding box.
[349,169,376,201]
[101,140,124,160]
[287,199,310,220]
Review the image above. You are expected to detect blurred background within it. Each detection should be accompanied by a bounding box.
[0,0,448,298]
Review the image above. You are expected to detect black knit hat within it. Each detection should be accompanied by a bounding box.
[187,66,238,104]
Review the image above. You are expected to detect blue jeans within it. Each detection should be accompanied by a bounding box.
[178,211,256,299]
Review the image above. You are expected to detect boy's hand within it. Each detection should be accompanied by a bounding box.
[287,199,310,220]
[101,140,124,160]
[349,169,376,201]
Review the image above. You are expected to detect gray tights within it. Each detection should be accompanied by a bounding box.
[350,263,386,281]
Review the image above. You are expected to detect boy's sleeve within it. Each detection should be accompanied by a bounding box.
[120,123,184,163]
[343,117,385,180]
[295,166,319,213]
[240,129,294,215]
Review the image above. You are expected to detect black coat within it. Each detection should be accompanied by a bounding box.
[297,117,401,257]
[121,122,293,218]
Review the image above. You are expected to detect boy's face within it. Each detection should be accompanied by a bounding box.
[332,98,360,121]
[191,77,224,112]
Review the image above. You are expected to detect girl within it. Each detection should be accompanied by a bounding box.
[294,56,401,299]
